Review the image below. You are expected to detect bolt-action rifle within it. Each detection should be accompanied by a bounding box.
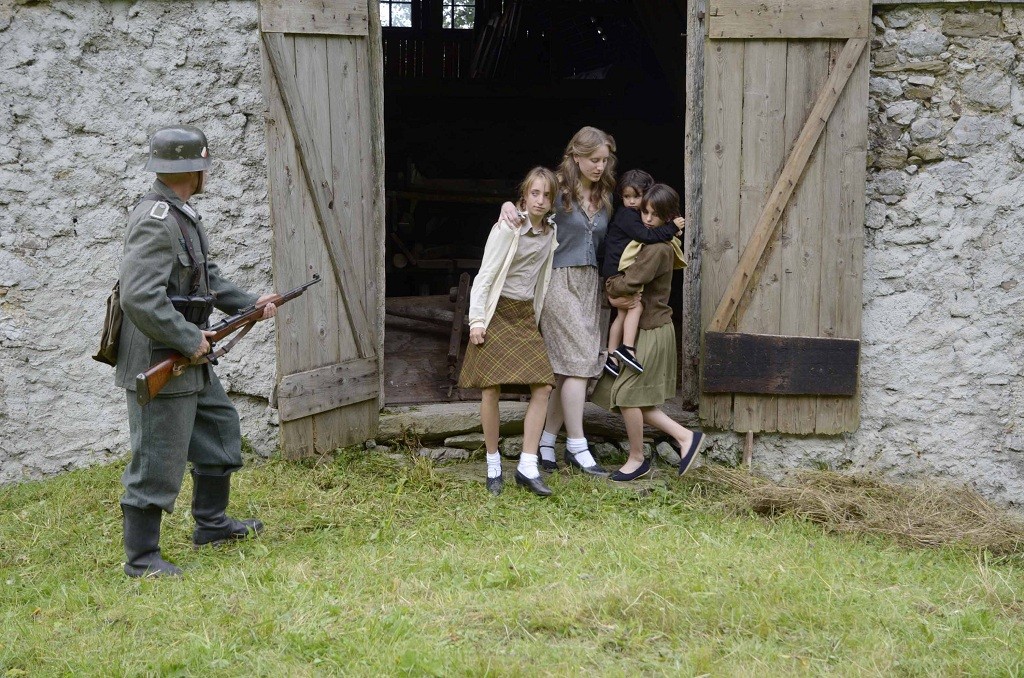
[136,275,321,406]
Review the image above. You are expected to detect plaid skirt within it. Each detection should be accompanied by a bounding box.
[458,297,555,389]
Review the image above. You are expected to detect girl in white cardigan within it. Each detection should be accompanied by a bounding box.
[458,167,560,497]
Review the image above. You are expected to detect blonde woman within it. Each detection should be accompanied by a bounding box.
[499,127,617,477]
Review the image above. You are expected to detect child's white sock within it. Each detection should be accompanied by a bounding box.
[486,451,502,479]
[517,452,540,479]
[539,431,557,462]
[567,437,597,467]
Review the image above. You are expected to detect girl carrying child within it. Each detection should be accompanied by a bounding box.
[592,183,706,481]
[458,167,560,497]
[602,169,685,377]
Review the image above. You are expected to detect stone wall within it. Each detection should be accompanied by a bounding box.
[1,1,1022,505]
[0,0,277,481]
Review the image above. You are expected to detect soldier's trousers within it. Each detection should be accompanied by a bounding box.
[121,371,244,513]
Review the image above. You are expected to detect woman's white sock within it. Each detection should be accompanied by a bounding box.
[486,451,502,479]
[517,452,540,479]
[567,437,597,467]
[539,431,557,462]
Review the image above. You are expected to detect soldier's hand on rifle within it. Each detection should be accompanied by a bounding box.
[256,294,278,320]
[192,330,217,362]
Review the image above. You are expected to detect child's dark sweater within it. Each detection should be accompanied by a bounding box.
[600,207,678,280]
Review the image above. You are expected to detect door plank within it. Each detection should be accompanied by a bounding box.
[777,40,832,433]
[709,0,870,39]
[699,39,745,430]
[733,39,788,433]
[262,35,315,456]
[277,356,379,422]
[293,33,359,453]
[263,31,374,358]
[325,37,378,440]
[260,0,368,36]
[707,37,868,335]
[816,40,869,433]
[703,332,859,395]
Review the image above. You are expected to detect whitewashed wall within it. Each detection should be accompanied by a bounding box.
[0,0,277,480]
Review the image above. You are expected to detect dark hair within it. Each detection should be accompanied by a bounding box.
[640,184,680,222]
[617,169,654,198]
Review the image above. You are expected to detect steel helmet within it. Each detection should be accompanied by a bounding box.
[144,125,212,172]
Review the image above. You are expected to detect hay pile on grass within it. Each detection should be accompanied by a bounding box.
[693,466,1024,556]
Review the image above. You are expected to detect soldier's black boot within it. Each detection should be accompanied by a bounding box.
[191,472,264,547]
[122,504,183,578]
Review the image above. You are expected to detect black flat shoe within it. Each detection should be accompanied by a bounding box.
[514,470,552,497]
[563,449,610,477]
[603,356,620,377]
[678,431,706,476]
[486,473,504,496]
[609,457,652,482]
[539,445,559,472]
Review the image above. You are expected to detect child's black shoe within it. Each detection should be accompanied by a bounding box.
[613,345,644,373]
[603,356,620,377]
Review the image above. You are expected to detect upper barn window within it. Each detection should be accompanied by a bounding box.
[380,1,413,27]
[442,0,475,29]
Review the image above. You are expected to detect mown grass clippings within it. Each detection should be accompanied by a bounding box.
[694,465,1024,557]
[2,453,1024,676]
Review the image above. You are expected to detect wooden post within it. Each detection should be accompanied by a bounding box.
[682,0,708,408]
[743,430,753,468]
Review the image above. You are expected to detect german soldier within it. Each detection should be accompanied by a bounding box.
[117,125,276,577]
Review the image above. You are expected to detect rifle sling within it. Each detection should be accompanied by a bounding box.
[196,320,257,365]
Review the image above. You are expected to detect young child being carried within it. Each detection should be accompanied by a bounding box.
[457,167,560,498]
[602,170,685,377]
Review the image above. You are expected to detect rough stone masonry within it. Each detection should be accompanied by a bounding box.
[1,2,1022,505]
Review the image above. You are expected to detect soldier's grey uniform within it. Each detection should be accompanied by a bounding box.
[118,178,258,513]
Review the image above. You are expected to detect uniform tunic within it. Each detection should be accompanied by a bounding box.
[118,179,258,513]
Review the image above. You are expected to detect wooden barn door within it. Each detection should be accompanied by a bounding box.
[259,1,386,457]
[699,0,870,434]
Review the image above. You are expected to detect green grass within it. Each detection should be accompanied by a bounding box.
[2,450,1024,676]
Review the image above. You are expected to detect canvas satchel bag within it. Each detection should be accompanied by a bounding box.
[92,279,122,366]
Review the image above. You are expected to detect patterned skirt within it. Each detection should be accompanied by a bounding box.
[458,297,555,389]
[539,265,603,378]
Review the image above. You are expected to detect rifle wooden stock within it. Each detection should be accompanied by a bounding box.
[135,275,321,406]
[136,355,190,406]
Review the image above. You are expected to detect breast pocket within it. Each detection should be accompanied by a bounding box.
[176,251,198,293]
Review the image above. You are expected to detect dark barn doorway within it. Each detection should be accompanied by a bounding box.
[380,0,688,404]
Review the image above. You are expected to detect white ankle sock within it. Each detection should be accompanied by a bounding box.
[517,452,540,479]
[539,431,557,462]
[567,437,597,467]
[486,451,502,479]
